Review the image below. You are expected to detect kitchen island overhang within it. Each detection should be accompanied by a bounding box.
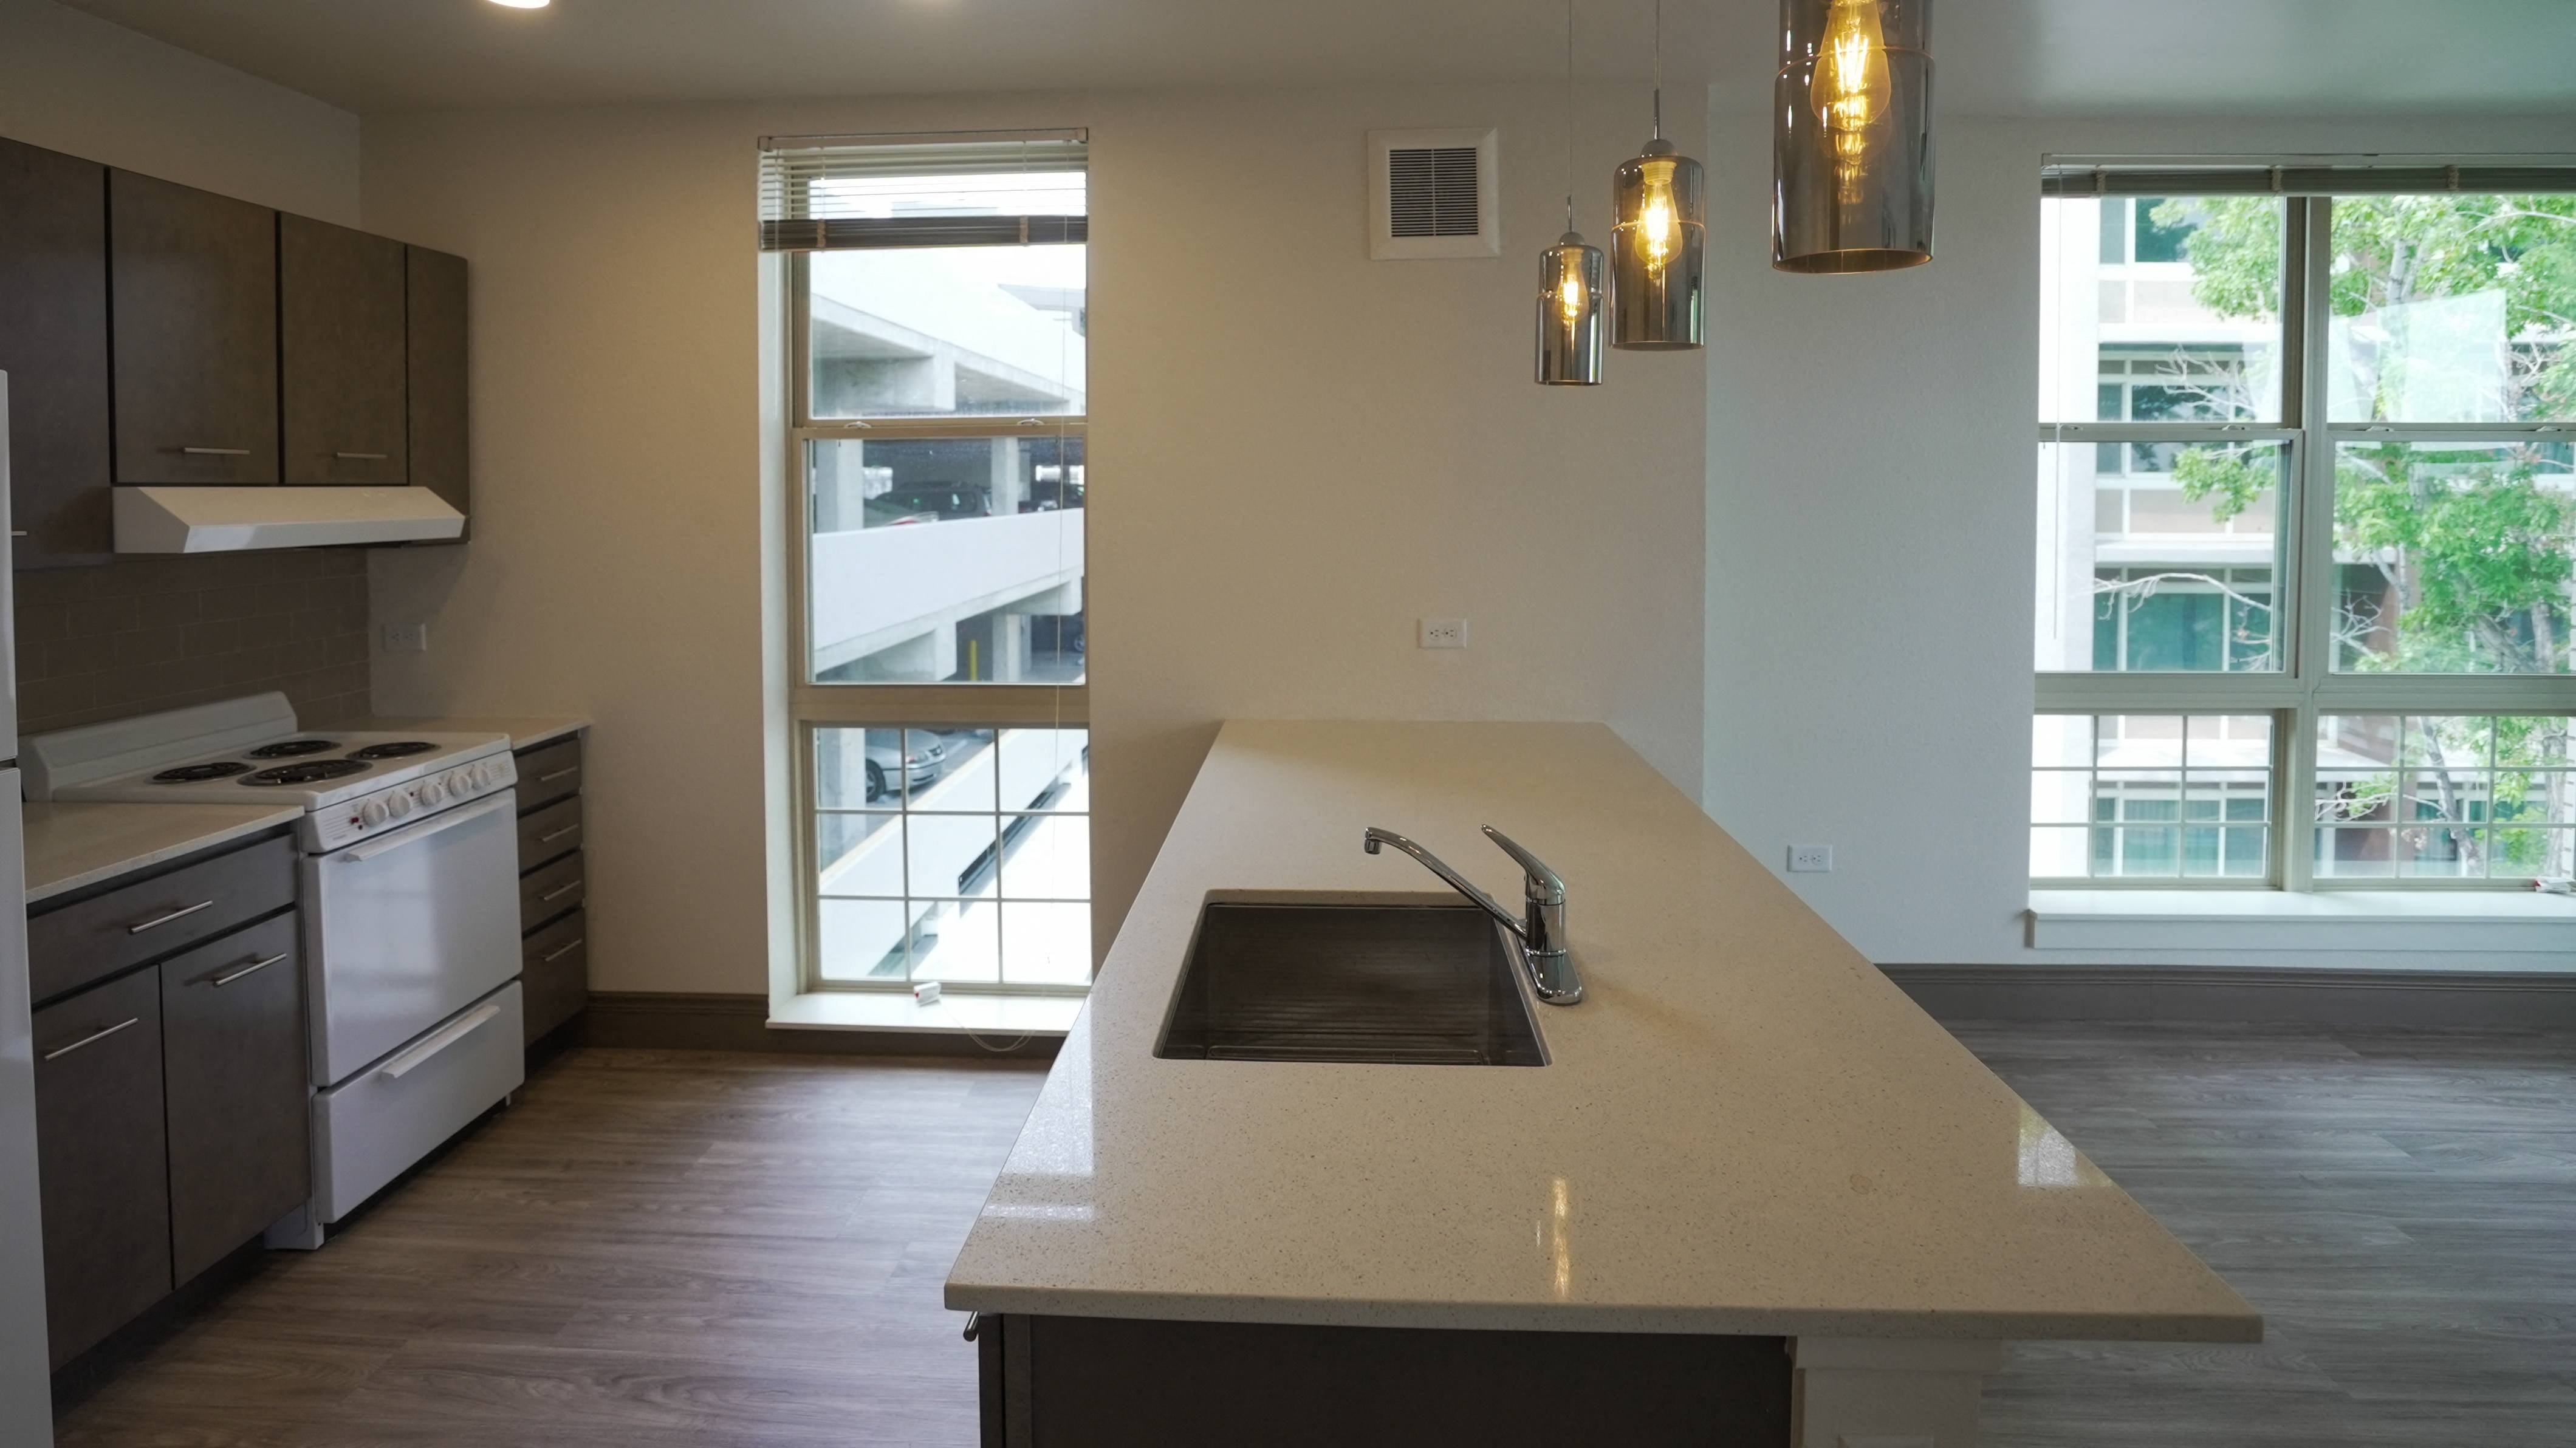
[948,721,2260,1445]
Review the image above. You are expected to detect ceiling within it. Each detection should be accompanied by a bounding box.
[51,0,2576,118]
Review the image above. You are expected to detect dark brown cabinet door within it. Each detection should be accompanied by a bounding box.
[281,215,406,485]
[32,969,171,1369]
[108,169,278,484]
[406,245,469,535]
[521,907,589,1045]
[0,137,113,565]
[161,914,310,1285]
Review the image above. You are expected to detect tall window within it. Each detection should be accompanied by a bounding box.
[765,131,1092,991]
[2036,165,2575,888]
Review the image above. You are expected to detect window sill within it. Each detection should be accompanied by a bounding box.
[2028,889,2575,955]
[770,989,1084,1036]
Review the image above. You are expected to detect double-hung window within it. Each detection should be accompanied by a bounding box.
[2036,162,2575,888]
[764,131,1092,991]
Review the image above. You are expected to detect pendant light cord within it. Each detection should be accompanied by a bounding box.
[1564,0,1577,233]
[1649,0,1663,141]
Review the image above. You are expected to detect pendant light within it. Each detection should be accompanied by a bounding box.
[1537,0,1605,385]
[1773,0,1933,272]
[1608,0,1704,350]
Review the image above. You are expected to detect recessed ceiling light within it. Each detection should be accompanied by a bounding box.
[488,0,549,9]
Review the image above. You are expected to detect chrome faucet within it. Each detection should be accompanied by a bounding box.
[1363,825,1583,1005]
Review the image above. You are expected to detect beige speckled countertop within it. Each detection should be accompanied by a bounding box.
[944,721,2260,1342]
[327,714,588,751]
[22,801,303,905]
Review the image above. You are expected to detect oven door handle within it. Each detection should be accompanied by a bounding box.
[374,1001,504,1081]
[338,793,516,864]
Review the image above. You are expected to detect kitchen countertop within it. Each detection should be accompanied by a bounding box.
[21,801,304,905]
[327,714,589,751]
[944,720,2261,1342]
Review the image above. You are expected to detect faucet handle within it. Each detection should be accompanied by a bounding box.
[1481,826,1564,903]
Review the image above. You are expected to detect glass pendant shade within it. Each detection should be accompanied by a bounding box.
[1609,140,1706,349]
[1773,0,1933,273]
[1536,232,1607,384]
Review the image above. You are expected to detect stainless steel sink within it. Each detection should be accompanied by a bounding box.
[1154,901,1547,1067]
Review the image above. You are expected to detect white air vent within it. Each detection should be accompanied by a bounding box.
[1368,128,1498,260]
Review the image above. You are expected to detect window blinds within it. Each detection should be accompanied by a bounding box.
[758,131,1088,253]
[2041,159,2576,197]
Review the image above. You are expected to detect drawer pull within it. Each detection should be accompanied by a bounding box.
[333,451,389,460]
[210,952,290,988]
[539,881,581,903]
[536,768,579,784]
[128,899,216,934]
[376,1002,502,1081]
[43,1017,140,1062]
[537,825,579,844]
[180,446,252,456]
[540,937,586,963]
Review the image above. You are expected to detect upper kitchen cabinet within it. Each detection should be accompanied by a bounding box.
[406,246,470,533]
[0,137,113,566]
[281,215,408,486]
[109,169,279,485]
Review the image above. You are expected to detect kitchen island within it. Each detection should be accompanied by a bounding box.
[945,721,2258,1446]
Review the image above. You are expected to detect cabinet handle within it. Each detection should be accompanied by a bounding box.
[540,937,586,963]
[539,881,581,903]
[180,446,252,457]
[334,451,390,460]
[8,530,24,538]
[210,952,290,988]
[538,825,579,844]
[43,1017,140,1062]
[127,899,215,934]
[536,768,579,783]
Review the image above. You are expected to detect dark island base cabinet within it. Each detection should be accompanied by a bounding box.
[977,1314,1794,1448]
[29,830,310,1371]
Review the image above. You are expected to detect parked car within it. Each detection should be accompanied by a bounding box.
[865,736,945,801]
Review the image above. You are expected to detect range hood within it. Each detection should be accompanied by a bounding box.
[114,486,465,553]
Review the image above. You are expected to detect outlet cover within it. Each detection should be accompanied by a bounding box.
[1418,618,1468,649]
[382,622,429,653]
[1787,844,1834,873]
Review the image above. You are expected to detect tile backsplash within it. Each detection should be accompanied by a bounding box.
[15,550,371,737]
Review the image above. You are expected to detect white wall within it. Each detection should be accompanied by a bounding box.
[0,0,359,224]
[361,84,1707,996]
[1702,109,2576,969]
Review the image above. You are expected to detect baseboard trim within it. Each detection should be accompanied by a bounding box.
[1883,964,2576,1028]
[579,992,1060,1061]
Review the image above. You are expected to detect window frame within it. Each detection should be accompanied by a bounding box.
[778,138,1091,994]
[2038,191,2575,891]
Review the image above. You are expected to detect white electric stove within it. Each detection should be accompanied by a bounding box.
[24,693,527,1241]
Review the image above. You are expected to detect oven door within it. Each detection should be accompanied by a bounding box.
[304,789,522,1087]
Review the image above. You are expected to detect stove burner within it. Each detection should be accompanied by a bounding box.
[240,759,371,787]
[248,739,340,759]
[153,761,253,783]
[349,741,438,760]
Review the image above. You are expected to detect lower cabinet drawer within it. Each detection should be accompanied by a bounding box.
[517,795,583,870]
[521,908,589,1046]
[519,849,585,933]
[313,982,524,1224]
[160,913,310,1284]
[29,833,295,1003]
[32,968,171,1368]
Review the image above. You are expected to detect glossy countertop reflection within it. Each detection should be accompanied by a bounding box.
[944,722,2261,1342]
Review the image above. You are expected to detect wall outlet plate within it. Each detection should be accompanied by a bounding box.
[1787,844,1834,873]
[1418,618,1468,649]
[382,622,429,653]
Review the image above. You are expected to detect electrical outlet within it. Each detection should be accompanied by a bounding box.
[1417,618,1468,649]
[1787,844,1834,873]
[382,622,429,653]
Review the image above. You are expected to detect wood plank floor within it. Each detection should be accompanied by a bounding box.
[50,1025,2576,1446]
[1958,1021,2576,1448]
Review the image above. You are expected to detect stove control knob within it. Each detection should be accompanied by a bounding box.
[386,791,415,819]
[360,799,388,827]
[414,784,442,808]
